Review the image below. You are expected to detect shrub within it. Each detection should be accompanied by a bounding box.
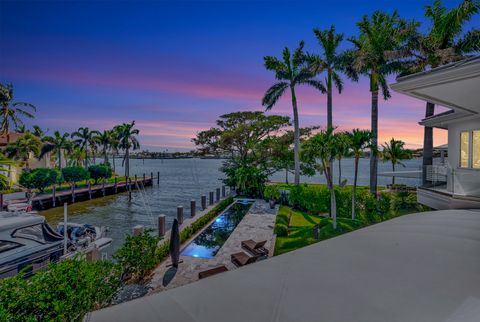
[88,164,113,184]
[0,259,121,321]
[19,168,57,192]
[113,230,159,282]
[275,224,288,237]
[62,166,89,185]
[264,185,281,201]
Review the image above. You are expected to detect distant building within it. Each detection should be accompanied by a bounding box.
[392,57,480,209]
[0,132,61,185]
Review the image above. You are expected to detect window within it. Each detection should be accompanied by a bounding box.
[460,131,470,168]
[473,130,480,169]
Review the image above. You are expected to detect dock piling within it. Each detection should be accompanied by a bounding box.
[88,182,92,199]
[72,185,76,203]
[114,177,118,193]
[157,171,160,185]
[216,188,220,201]
[158,215,166,237]
[52,185,56,207]
[201,195,206,210]
[190,199,196,217]
[132,225,144,236]
[209,191,214,205]
[177,206,184,225]
[102,178,106,196]
[0,193,3,210]
[143,173,146,183]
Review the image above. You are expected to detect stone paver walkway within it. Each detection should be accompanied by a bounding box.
[148,199,277,293]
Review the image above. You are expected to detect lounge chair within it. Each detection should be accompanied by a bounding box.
[198,265,228,279]
[241,239,269,258]
[231,252,256,267]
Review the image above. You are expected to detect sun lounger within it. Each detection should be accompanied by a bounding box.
[231,252,256,267]
[241,239,269,258]
[198,265,228,279]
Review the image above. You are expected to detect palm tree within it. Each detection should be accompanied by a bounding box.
[312,25,346,129]
[0,83,36,141]
[32,125,47,140]
[109,130,120,173]
[347,129,372,220]
[262,41,326,185]
[71,127,100,169]
[66,146,85,167]
[114,121,140,178]
[5,132,42,169]
[96,130,112,165]
[334,132,351,185]
[348,11,417,194]
[392,0,479,186]
[381,138,413,185]
[302,127,339,228]
[39,131,71,169]
[15,125,27,133]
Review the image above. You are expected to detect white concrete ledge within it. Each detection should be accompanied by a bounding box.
[87,209,480,322]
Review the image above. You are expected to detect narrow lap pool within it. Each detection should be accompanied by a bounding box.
[180,199,254,259]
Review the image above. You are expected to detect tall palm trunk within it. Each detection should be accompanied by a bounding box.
[422,102,435,186]
[392,162,396,185]
[57,150,62,169]
[84,142,88,170]
[338,158,342,185]
[285,169,288,184]
[125,148,129,178]
[352,156,359,220]
[324,159,337,229]
[327,71,334,190]
[290,85,300,186]
[370,88,378,195]
[112,152,116,173]
[104,148,108,165]
[327,70,333,129]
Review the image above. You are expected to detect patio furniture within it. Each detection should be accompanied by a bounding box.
[231,252,256,267]
[198,265,228,279]
[241,239,269,258]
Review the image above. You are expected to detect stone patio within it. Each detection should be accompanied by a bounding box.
[148,199,278,293]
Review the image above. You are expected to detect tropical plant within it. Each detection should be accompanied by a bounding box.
[31,125,46,139]
[193,111,290,196]
[5,132,42,169]
[61,166,89,186]
[334,132,351,185]
[301,128,340,228]
[71,127,100,169]
[66,146,85,167]
[96,130,112,165]
[391,0,480,185]
[381,138,413,184]
[348,11,418,194]
[346,129,372,219]
[114,121,140,178]
[15,124,26,133]
[19,168,58,192]
[39,131,71,169]
[262,41,326,185]
[109,130,120,173]
[88,164,112,184]
[312,25,346,129]
[0,83,36,139]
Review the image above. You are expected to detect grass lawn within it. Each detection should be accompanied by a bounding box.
[274,204,421,256]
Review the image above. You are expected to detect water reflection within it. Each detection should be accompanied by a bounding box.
[180,200,254,259]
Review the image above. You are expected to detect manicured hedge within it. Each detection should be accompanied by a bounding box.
[0,259,121,322]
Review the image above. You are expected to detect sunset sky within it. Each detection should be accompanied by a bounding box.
[1,0,474,151]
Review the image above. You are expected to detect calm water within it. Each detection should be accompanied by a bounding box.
[40,157,426,253]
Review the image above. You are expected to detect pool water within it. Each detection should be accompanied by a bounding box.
[180,199,254,259]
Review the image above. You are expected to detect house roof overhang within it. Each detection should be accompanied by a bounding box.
[391,56,480,129]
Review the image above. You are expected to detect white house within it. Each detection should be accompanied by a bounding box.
[391,56,480,209]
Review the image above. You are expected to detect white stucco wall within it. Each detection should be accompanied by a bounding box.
[446,116,480,196]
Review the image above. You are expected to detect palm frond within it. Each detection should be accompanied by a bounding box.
[298,79,326,94]
[262,82,289,110]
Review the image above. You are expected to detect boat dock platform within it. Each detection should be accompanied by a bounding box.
[2,175,157,211]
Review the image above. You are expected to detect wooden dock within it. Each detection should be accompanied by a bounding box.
[4,176,156,211]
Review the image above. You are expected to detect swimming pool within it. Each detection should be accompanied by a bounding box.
[180,199,254,259]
